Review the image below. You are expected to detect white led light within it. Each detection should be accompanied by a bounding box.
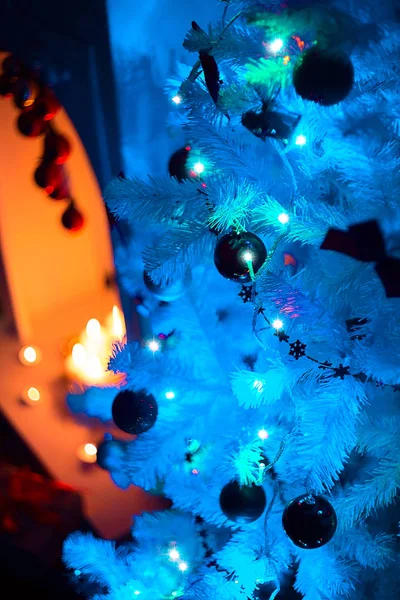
[133,591,141,596]
[178,561,188,572]
[272,318,283,330]
[258,428,269,440]
[193,161,205,174]
[295,134,307,146]
[277,212,289,224]
[270,38,284,53]
[172,95,182,104]
[148,340,160,352]
[243,251,253,262]
[165,391,175,400]
[169,548,180,562]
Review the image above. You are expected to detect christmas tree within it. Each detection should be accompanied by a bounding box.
[63,1,400,598]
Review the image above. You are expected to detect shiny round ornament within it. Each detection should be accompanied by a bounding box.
[2,55,21,77]
[44,132,71,164]
[168,146,191,182]
[219,480,266,524]
[293,47,354,106]
[17,109,45,137]
[112,389,158,435]
[282,494,337,549]
[143,270,191,302]
[34,161,64,194]
[214,232,267,282]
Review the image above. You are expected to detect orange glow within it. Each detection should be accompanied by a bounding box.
[77,443,98,463]
[283,55,291,65]
[28,387,40,401]
[66,305,126,386]
[292,35,305,51]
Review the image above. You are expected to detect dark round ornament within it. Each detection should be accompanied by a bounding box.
[168,146,191,181]
[34,88,60,121]
[112,389,158,435]
[293,47,354,106]
[143,270,191,302]
[0,73,15,98]
[282,494,337,549]
[34,162,64,194]
[219,480,266,524]
[96,438,126,471]
[2,55,21,77]
[62,203,84,232]
[214,232,267,283]
[44,132,71,164]
[17,109,45,137]
[49,177,70,201]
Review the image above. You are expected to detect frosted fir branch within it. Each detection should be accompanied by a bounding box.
[63,533,132,589]
[104,177,207,225]
[356,416,400,457]
[245,56,291,92]
[231,363,288,408]
[207,178,263,232]
[336,458,400,530]
[295,549,358,600]
[183,24,213,53]
[142,223,214,285]
[335,526,396,570]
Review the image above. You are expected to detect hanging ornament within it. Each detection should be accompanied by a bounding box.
[282,494,337,549]
[33,87,61,121]
[61,202,84,232]
[168,146,191,182]
[242,104,301,143]
[49,176,71,201]
[112,389,158,435]
[2,55,21,77]
[34,162,64,194]
[214,232,267,282]
[0,73,15,98]
[219,480,266,524]
[17,109,45,137]
[143,270,191,302]
[96,438,127,471]
[43,131,71,164]
[293,47,354,106]
[12,78,39,109]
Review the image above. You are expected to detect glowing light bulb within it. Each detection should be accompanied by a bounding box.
[165,391,175,400]
[86,356,104,379]
[178,561,188,572]
[272,318,283,330]
[172,593,178,598]
[193,161,205,174]
[111,305,125,340]
[172,94,182,105]
[72,343,87,367]
[74,570,81,576]
[243,251,253,262]
[169,548,180,562]
[19,345,41,365]
[192,468,200,475]
[270,38,283,53]
[86,318,101,339]
[235,579,239,584]
[148,340,160,353]
[77,443,98,464]
[27,387,40,402]
[258,428,269,440]
[295,134,307,146]
[133,591,141,596]
[277,212,289,225]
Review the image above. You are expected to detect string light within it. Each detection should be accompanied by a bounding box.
[272,318,284,330]
[77,443,98,464]
[165,391,175,400]
[278,212,290,225]
[258,428,269,440]
[171,593,178,598]
[86,318,101,339]
[270,38,284,53]
[295,134,307,146]
[178,561,188,572]
[148,340,160,353]
[19,345,41,366]
[193,161,205,174]
[172,95,182,105]
[243,251,253,262]
[133,592,141,596]
[169,548,180,562]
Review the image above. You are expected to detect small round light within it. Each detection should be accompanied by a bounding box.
[172,95,182,105]
[77,443,98,464]
[193,161,205,174]
[277,212,289,225]
[192,468,200,475]
[86,318,102,339]
[272,318,284,330]
[235,579,239,584]
[243,251,253,262]
[270,38,283,53]
[172,593,178,598]
[165,391,175,400]
[169,548,180,562]
[19,345,41,365]
[178,561,188,572]
[295,134,307,146]
[133,592,141,596]
[148,340,160,353]
[258,428,269,440]
[28,387,40,402]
